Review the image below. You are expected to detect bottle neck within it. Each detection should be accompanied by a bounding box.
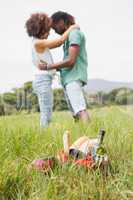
[97,129,105,146]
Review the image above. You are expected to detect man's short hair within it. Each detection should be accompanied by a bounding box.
[51,11,75,25]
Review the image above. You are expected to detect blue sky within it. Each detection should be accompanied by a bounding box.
[0,0,133,92]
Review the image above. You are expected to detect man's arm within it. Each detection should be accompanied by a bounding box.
[35,25,79,53]
[38,45,80,70]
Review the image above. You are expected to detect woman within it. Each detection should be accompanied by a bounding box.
[25,13,77,127]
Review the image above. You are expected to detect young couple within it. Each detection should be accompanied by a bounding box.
[25,11,90,127]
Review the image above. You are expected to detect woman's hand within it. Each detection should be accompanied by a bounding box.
[38,60,47,70]
[69,24,80,30]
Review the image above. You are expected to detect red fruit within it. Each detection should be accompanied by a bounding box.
[31,158,55,172]
[57,150,68,164]
[74,155,94,168]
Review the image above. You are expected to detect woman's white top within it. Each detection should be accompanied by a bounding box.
[32,39,55,76]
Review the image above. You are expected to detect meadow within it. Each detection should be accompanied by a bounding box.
[0,106,132,200]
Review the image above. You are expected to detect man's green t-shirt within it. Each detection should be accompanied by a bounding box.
[60,28,88,86]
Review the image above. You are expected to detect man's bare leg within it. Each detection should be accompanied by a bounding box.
[78,109,90,123]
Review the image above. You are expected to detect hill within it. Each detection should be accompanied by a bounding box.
[85,79,133,92]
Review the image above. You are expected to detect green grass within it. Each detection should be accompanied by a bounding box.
[0,106,133,200]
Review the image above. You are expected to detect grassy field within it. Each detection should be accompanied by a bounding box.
[0,106,133,200]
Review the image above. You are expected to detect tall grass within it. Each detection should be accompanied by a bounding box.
[0,106,132,200]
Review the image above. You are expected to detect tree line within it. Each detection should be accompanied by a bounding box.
[0,81,133,116]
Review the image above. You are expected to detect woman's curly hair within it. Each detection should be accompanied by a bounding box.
[25,13,51,39]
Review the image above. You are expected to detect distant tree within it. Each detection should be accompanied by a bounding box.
[0,104,5,116]
[3,92,17,106]
[107,87,132,104]
[0,95,5,115]
[108,88,120,102]
[24,81,32,92]
[53,89,68,111]
[85,91,109,106]
[115,88,133,105]
[15,81,36,112]
[127,93,133,105]
[97,91,109,105]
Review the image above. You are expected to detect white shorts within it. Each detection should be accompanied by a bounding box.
[64,81,87,116]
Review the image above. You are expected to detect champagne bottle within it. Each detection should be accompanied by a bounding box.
[97,129,105,146]
[92,129,106,164]
[96,129,106,156]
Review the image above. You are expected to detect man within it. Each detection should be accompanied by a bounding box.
[39,11,90,122]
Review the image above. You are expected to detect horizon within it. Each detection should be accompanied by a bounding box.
[0,78,133,94]
[0,0,133,93]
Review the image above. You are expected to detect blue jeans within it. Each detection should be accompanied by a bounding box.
[33,74,53,127]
